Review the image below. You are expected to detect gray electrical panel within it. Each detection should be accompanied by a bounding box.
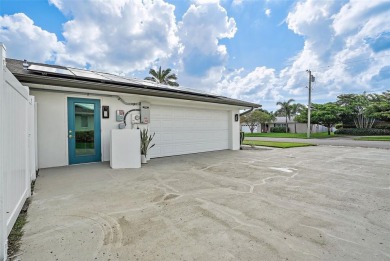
[140,102,150,124]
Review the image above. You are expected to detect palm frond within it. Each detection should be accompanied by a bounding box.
[145,66,179,86]
[144,76,156,82]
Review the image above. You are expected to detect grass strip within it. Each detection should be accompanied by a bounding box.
[244,132,335,139]
[243,140,315,148]
[7,200,29,257]
[7,180,35,258]
[354,136,390,141]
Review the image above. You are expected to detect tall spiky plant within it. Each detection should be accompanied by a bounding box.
[145,66,179,87]
[140,129,155,158]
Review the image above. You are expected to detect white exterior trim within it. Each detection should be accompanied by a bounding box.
[30,85,244,169]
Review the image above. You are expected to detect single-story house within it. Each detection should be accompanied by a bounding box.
[241,116,332,133]
[5,58,260,169]
[270,116,331,133]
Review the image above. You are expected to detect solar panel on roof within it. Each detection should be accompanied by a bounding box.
[95,72,135,84]
[75,67,218,98]
[28,64,74,76]
[68,68,109,80]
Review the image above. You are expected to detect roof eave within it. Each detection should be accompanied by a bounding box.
[14,73,261,108]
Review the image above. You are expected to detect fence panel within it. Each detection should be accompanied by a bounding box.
[1,45,32,260]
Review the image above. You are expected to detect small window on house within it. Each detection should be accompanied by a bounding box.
[81,115,88,128]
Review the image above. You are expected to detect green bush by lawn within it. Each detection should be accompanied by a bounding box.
[335,128,390,136]
[270,126,290,133]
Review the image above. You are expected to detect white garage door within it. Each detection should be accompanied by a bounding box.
[149,105,230,158]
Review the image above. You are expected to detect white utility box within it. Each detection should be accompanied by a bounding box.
[110,129,141,169]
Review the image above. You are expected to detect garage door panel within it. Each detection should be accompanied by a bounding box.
[149,105,230,158]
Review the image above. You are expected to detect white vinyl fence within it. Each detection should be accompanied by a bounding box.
[0,44,36,260]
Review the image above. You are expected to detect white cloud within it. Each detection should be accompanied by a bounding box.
[265,9,271,17]
[216,67,281,106]
[177,2,237,88]
[210,0,390,110]
[2,0,389,111]
[193,0,220,4]
[232,0,243,6]
[282,0,389,103]
[0,13,64,62]
[51,0,179,74]
[333,0,390,36]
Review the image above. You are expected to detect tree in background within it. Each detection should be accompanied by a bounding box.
[367,91,390,121]
[241,110,275,133]
[296,103,343,135]
[145,66,179,86]
[276,99,295,133]
[337,93,375,128]
[312,103,343,135]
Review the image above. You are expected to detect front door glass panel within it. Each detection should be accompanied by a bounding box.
[74,103,95,156]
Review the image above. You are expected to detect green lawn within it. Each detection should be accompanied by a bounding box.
[244,132,335,139]
[243,140,315,148]
[354,136,390,141]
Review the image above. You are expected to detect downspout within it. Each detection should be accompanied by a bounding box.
[239,107,254,116]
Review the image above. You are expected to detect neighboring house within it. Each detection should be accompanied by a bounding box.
[241,116,332,133]
[6,58,259,169]
[241,124,259,133]
[269,116,330,133]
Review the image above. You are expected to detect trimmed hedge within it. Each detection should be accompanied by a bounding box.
[334,128,390,136]
[270,127,290,133]
[373,124,390,130]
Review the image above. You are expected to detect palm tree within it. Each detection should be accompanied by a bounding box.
[291,103,305,133]
[144,66,179,87]
[276,99,295,133]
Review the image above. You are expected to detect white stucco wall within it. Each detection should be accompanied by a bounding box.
[30,88,244,169]
[32,91,68,168]
[31,90,139,168]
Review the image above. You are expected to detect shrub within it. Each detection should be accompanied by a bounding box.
[335,123,343,129]
[372,124,390,130]
[270,127,289,133]
[334,128,390,136]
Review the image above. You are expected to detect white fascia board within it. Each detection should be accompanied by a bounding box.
[25,83,246,111]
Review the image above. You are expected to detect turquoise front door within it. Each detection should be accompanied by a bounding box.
[67,97,101,164]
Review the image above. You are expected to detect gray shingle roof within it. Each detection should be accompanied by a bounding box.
[6,58,260,108]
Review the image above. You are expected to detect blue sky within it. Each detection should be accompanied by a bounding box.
[1,0,389,111]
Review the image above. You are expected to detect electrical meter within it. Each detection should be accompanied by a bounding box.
[131,114,140,124]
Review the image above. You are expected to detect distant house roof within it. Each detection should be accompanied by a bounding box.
[6,58,260,108]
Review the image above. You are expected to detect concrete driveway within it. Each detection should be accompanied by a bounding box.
[18,147,390,260]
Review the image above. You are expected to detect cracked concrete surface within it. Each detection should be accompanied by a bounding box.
[16,146,390,260]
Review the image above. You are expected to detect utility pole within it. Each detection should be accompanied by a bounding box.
[306,70,314,138]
